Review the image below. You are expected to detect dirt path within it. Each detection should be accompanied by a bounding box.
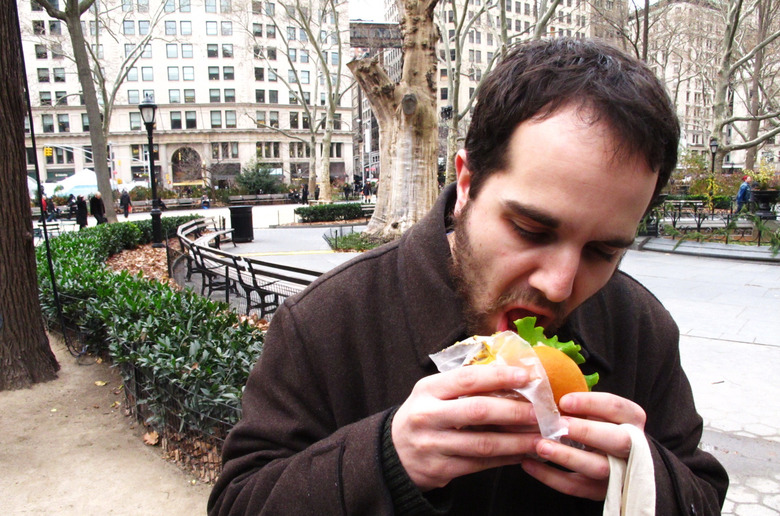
[0,334,212,515]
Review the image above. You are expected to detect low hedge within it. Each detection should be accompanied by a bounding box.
[36,217,264,429]
[664,194,733,210]
[294,202,363,222]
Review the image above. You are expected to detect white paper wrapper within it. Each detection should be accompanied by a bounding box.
[430,331,569,441]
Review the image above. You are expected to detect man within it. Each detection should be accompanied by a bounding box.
[89,192,106,224]
[119,189,132,218]
[736,175,752,214]
[209,39,727,515]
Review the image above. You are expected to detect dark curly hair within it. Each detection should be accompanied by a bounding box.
[464,38,679,201]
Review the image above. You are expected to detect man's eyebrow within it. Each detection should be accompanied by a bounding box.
[504,199,560,228]
[504,199,636,249]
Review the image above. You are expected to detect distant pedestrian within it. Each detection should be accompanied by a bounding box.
[119,190,132,218]
[343,183,351,201]
[362,182,372,203]
[75,195,88,229]
[314,185,320,200]
[301,184,309,204]
[45,196,58,222]
[736,175,752,215]
[89,192,106,224]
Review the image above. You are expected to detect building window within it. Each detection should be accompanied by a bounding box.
[253,23,262,37]
[255,89,265,103]
[288,70,297,83]
[122,0,132,10]
[180,21,192,35]
[224,88,235,102]
[269,111,279,128]
[128,89,140,104]
[182,44,193,58]
[301,70,310,84]
[255,110,265,127]
[164,0,175,11]
[185,111,197,128]
[266,25,276,38]
[33,20,45,35]
[184,89,195,102]
[208,66,219,80]
[124,20,136,34]
[138,0,149,12]
[141,67,153,81]
[287,27,296,40]
[130,112,141,130]
[168,67,180,81]
[170,111,182,129]
[223,66,234,80]
[166,44,178,58]
[269,90,278,103]
[210,111,222,128]
[210,89,221,102]
[42,114,54,133]
[55,91,67,105]
[205,0,216,12]
[333,113,341,130]
[165,20,176,35]
[35,44,47,59]
[254,67,264,81]
[141,44,152,58]
[180,0,190,11]
[53,68,65,82]
[222,44,233,58]
[268,68,277,82]
[289,112,298,129]
[267,47,277,60]
[220,0,231,12]
[225,110,236,128]
[169,89,181,103]
[221,21,232,35]
[40,91,52,105]
[207,44,218,57]
[206,21,217,35]
[182,67,194,80]
[84,145,92,162]
[265,2,275,16]
[441,87,448,100]
[57,114,69,132]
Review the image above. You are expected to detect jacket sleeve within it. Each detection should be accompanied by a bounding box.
[207,304,394,515]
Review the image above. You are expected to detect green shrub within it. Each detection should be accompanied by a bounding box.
[36,216,262,431]
[294,203,363,222]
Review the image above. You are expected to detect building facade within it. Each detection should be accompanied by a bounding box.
[20,0,354,193]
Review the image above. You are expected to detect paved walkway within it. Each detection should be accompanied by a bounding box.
[149,204,780,514]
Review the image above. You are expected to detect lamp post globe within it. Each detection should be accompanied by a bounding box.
[138,95,163,248]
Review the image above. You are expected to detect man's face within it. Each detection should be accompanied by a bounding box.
[450,106,656,335]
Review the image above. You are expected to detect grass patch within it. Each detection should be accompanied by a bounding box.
[326,231,395,252]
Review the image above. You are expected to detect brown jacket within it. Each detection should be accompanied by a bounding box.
[209,186,727,515]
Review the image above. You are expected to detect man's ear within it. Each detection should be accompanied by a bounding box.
[454,149,471,217]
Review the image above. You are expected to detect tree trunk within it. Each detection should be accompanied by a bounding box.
[63,8,116,222]
[348,0,440,238]
[743,0,769,171]
[0,0,59,391]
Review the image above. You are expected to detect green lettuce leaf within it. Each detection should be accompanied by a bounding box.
[513,316,599,389]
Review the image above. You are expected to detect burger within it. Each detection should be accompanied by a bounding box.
[467,317,599,407]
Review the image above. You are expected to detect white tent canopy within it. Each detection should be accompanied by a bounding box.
[52,169,99,198]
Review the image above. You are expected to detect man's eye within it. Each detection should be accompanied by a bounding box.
[587,244,621,261]
[511,222,549,242]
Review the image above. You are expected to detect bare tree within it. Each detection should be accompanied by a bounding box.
[0,0,59,390]
[348,0,441,237]
[711,0,780,171]
[32,0,165,222]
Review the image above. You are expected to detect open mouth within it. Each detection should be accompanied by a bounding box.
[501,308,546,333]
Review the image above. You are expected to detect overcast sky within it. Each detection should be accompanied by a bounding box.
[349,0,388,21]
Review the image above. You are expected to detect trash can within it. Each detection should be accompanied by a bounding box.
[229,205,254,242]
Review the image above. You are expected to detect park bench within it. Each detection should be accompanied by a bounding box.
[228,193,292,205]
[361,203,375,219]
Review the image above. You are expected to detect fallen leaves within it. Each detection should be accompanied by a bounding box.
[143,431,160,446]
[104,243,172,285]
[94,380,108,387]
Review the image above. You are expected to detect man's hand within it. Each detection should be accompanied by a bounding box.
[392,365,540,491]
[520,392,647,501]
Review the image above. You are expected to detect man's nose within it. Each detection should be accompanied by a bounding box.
[527,247,579,304]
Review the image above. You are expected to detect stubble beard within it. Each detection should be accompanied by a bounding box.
[450,202,567,336]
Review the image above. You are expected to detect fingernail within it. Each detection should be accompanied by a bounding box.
[538,441,552,457]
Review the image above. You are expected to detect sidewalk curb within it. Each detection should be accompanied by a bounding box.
[634,237,780,264]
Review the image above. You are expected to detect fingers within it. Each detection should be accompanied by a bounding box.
[559,392,646,428]
[420,365,529,400]
[521,458,609,501]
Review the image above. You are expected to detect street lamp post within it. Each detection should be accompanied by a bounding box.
[139,95,163,248]
[709,136,718,217]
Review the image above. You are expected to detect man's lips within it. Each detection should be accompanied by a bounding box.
[498,307,552,333]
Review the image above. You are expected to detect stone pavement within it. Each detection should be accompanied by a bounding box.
[159,204,780,514]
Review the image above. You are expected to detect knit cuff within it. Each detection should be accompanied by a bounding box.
[381,408,451,516]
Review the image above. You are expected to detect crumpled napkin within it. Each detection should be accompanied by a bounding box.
[603,423,656,516]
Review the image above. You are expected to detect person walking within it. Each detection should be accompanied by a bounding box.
[89,192,106,225]
[736,175,752,215]
[75,195,88,229]
[362,181,372,203]
[119,190,132,218]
